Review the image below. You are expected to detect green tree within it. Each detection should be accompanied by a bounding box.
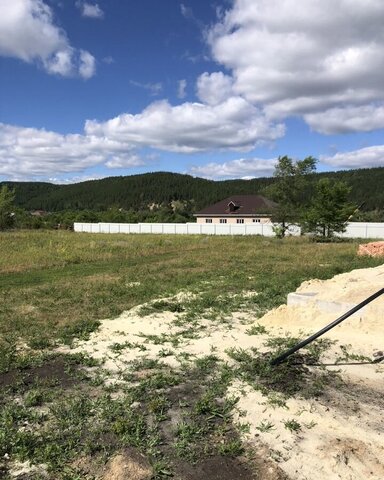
[0,186,15,230]
[303,178,356,238]
[266,155,317,237]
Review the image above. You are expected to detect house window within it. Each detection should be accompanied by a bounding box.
[253,218,261,223]
[220,219,227,224]
[236,219,244,224]
[205,219,212,223]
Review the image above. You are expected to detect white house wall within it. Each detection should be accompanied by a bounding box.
[195,217,271,224]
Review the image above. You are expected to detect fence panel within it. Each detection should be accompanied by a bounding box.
[73,222,384,239]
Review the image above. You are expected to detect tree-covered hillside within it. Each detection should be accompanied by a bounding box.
[1,167,384,213]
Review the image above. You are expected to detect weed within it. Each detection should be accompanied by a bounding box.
[283,419,301,432]
[246,324,268,335]
[110,341,147,353]
[256,421,275,432]
[158,348,174,358]
[336,344,372,363]
[218,438,244,457]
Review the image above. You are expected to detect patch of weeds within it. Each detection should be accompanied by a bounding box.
[226,334,337,398]
[283,419,301,432]
[236,421,251,434]
[110,341,147,353]
[24,387,52,407]
[158,348,174,358]
[148,394,169,421]
[174,420,205,462]
[335,344,372,363]
[64,352,101,368]
[131,358,164,371]
[0,336,18,374]
[139,300,185,316]
[256,420,275,432]
[58,318,101,346]
[265,392,288,409]
[218,438,244,457]
[28,335,53,350]
[139,333,182,348]
[152,459,173,478]
[194,355,220,374]
[245,323,268,335]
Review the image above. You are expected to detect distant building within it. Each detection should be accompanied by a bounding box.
[194,195,277,224]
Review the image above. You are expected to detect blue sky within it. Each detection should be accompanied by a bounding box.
[1,0,384,183]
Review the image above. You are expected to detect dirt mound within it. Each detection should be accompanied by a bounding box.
[102,448,153,480]
[358,241,384,257]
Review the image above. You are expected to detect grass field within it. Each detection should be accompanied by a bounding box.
[1,230,382,479]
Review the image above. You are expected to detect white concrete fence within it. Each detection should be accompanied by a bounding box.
[73,221,384,239]
[74,222,285,236]
[339,222,384,239]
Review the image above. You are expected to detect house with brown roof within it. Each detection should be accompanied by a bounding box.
[194,195,277,224]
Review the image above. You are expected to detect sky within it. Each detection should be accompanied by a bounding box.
[0,0,384,184]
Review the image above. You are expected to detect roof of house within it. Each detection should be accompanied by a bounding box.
[194,195,277,216]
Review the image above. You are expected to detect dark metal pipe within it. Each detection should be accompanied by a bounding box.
[270,287,384,366]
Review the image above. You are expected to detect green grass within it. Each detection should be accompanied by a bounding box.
[0,230,382,478]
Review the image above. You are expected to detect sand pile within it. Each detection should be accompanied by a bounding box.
[235,264,384,480]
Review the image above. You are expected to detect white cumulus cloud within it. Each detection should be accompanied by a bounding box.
[0,123,139,180]
[0,0,96,78]
[208,0,384,133]
[304,105,384,134]
[85,98,285,153]
[190,157,277,179]
[196,72,234,106]
[321,146,384,169]
[81,2,104,19]
[0,93,284,179]
[177,79,187,99]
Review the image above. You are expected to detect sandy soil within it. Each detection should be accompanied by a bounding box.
[63,264,384,480]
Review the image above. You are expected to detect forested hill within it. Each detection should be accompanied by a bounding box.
[2,167,384,212]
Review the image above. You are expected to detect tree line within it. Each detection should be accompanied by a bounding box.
[1,164,383,236]
[1,167,384,214]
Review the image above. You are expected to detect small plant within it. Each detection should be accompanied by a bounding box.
[218,438,244,457]
[256,420,275,432]
[158,348,174,358]
[283,419,301,432]
[110,341,147,353]
[245,323,268,335]
[335,344,371,364]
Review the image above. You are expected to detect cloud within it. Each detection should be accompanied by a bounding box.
[130,80,163,96]
[180,3,193,20]
[0,93,284,179]
[196,72,234,106]
[0,123,138,180]
[189,157,277,179]
[177,79,187,99]
[102,56,114,64]
[0,0,96,78]
[105,154,144,169]
[79,50,96,79]
[85,97,285,153]
[304,104,384,134]
[321,145,384,169]
[81,2,104,19]
[207,0,384,133]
